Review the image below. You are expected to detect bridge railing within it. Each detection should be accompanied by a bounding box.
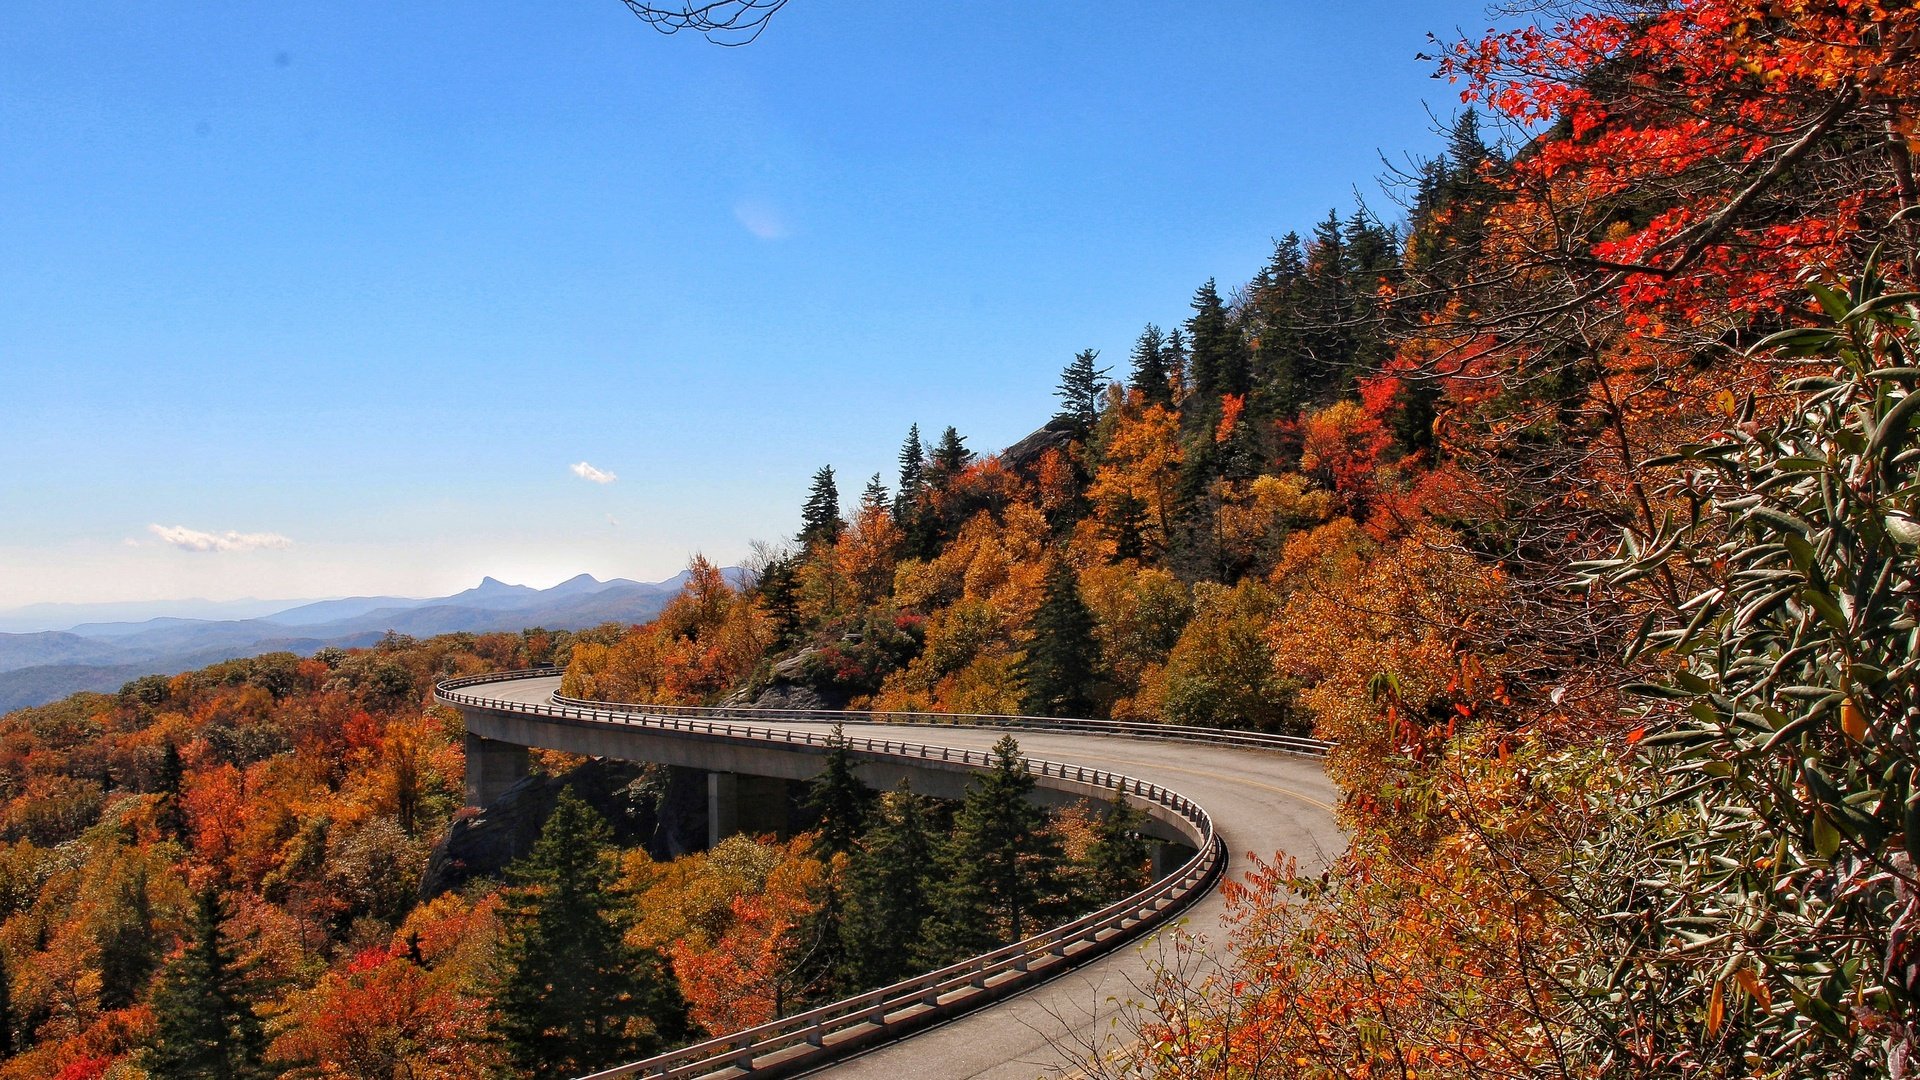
[432,668,1299,1079]
[437,665,1329,757]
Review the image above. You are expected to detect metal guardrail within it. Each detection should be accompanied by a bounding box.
[553,691,1332,759]
[434,667,1331,757]
[433,667,1314,1079]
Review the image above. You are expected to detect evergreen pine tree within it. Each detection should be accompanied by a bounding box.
[843,780,937,987]
[492,791,692,1077]
[1127,324,1172,407]
[156,742,187,842]
[1444,109,1494,201]
[779,878,851,1010]
[1052,349,1111,437]
[1161,327,1188,396]
[1079,793,1152,904]
[895,425,938,558]
[807,725,875,859]
[1107,492,1149,562]
[1297,208,1369,395]
[1392,374,1442,459]
[97,864,159,1011]
[148,888,268,1080]
[1341,207,1399,378]
[1186,279,1250,404]
[798,466,843,549]
[929,426,972,482]
[1248,233,1308,422]
[755,553,803,647]
[1167,436,1227,584]
[1017,562,1102,718]
[858,473,890,516]
[894,425,925,526]
[930,737,1068,959]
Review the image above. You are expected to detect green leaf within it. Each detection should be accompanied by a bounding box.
[1800,588,1850,633]
[1809,282,1852,321]
[1812,809,1842,858]
[1867,389,1920,461]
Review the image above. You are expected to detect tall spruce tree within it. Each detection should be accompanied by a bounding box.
[1186,279,1249,404]
[1079,793,1152,904]
[798,465,843,549]
[1017,562,1102,719]
[895,425,937,557]
[929,426,972,481]
[156,742,187,842]
[1052,349,1111,437]
[1298,209,1354,395]
[97,864,159,1011]
[148,888,267,1080]
[1248,234,1308,423]
[786,728,875,1009]
[894,425,925,524]
[858,473,890,516]
[807,725,875,859]
[931,736,1068,959]
[492,791,692,1077]
[1128,324,1172,407]
[843,781,937,988]
[755,553,803,647]
[1162,327,1188,396]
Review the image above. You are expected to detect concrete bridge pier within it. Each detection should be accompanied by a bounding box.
[465,733,529,806]
[1150,840,1197,882]
[708,771,793,847]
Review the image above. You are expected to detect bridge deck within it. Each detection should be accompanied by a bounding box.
[453,675,1341,1079]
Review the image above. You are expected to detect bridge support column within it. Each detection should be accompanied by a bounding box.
[708,772,791,847]
[465,733,529,807]
[1150,841,1194,881]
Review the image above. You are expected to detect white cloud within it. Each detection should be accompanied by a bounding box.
[571,461,617,485]
[732,199,789,240]
[147,524,295,553]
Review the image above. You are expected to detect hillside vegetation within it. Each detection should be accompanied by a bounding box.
[0,629,1147,1078]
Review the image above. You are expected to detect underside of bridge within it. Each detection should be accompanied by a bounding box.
[454,704,1198,859]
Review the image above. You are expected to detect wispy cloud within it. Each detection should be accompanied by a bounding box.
[732,199,789,240]
[148,524,294,553]
[570,461,617,485]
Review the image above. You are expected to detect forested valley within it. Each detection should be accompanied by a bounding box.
[6,0,1920,1076]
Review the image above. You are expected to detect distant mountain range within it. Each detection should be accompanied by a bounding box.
[0,571,737,714]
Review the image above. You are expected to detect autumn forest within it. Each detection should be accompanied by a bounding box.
[7,1,1920,1077]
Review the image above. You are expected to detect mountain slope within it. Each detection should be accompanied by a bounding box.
[0,572,715,711]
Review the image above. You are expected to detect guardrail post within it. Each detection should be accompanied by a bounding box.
[1150,841,1193,882]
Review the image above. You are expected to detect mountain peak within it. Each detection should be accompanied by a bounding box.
[473,576,520,593]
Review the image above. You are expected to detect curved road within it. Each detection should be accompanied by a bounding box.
[460,675,1343,1079]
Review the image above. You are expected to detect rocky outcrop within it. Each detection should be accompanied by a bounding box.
[999,418,1079,475]
[721,647,849,711]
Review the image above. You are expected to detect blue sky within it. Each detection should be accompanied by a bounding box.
[0,1,1498,607]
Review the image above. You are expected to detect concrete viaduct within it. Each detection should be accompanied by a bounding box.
[439,670,1342,1080]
